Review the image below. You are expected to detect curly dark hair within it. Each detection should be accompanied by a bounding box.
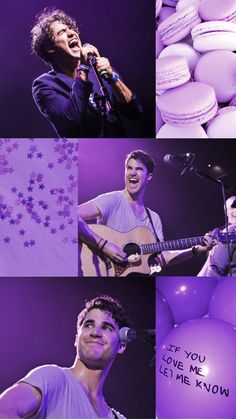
[77,295,131,330]
[125,150,156,174]
[31,8,79,65]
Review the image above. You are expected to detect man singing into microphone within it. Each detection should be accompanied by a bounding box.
[31,9,142,138]
[78,149,215,276]
[0,296,130,418]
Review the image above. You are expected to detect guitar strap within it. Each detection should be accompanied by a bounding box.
[145,206,160,243]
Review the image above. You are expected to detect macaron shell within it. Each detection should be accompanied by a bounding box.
[157,81,218,126]
[156,0,163,17]
[194,50,236,102]
[206,109,236,138]
[158,6,176,22]
[156,123,208,137]
[156,30,164,56]
[156,55,191,90]
[193,31,236,52]
[156,105,165,133]
[158,6,201,45]
[199,0,236,22]
[176,0,202,11]
[163,0,178,6]
[192,20,236,51]
[229,96,236,106]
[191,20,236,36]
[159,42,200,71]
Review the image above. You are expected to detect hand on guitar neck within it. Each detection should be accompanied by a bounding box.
[192,231,218,255]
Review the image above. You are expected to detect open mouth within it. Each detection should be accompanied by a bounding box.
[68,39,79,49]
[129,178,139,185]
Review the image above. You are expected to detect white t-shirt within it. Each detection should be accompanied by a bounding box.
[90,190,163,241]
[21,365,126,419]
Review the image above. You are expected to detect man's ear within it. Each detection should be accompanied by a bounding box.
[117,341,126,354]
[147,173,153,182]
[74,334,78,348]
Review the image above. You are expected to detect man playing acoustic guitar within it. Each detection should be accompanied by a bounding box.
[78,150,215,276]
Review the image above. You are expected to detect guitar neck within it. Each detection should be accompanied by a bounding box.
[141,236,205,254]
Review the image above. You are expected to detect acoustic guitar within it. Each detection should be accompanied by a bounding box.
[78,224,236,277]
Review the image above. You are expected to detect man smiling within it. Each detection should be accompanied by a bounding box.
[31,9,142,138]
[0,296,129,418]
[78,149,215,275]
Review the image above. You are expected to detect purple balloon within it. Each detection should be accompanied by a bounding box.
[156,318,236,418]
[209,278,236,327]
[156,288,174,347]
[157,276,217,323]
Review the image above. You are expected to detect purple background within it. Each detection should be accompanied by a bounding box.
[0,139,78,276]
[0,276,155,418]
[78,138,236,276]
[0,0,155,138]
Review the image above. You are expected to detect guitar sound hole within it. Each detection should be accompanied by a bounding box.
[123,242,141,263]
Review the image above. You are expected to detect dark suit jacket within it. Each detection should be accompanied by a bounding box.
[32,69,142,138]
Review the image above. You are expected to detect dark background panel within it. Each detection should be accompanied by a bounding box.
[0,276,155,418]
[78,139,236,276]
[0,0,155,137]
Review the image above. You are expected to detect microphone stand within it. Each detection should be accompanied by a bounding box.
[181,163,232,276]
[88,56,112,138]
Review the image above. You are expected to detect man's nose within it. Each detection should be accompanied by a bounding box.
[90,327,102,337]
[67,28,75,37]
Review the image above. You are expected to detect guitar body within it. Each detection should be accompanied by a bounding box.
[78,225,158,277]
[78,224,236,277]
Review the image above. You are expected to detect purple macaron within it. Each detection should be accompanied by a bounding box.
[157,81,218,126]
[194,50,236,103]
[158,6,201,45]
[156,55,191,92]
[199,0,236,22]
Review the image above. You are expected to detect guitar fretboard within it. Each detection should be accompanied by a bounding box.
[141,236,205,255]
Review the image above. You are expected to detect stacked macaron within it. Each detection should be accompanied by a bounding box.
[158,6,201,45]
[156,0,236,138]
[156,55,191,93]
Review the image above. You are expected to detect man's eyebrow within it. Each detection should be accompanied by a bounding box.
[57,27,67,34]
[126,164,144,170]
[102,321,115,330]
[83,319,95,326]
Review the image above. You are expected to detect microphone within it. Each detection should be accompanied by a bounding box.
[164,152,195,175]
[163,152,195,164]
[83,43,97,65]
[82,43,108,80]
[119,327,155,343]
